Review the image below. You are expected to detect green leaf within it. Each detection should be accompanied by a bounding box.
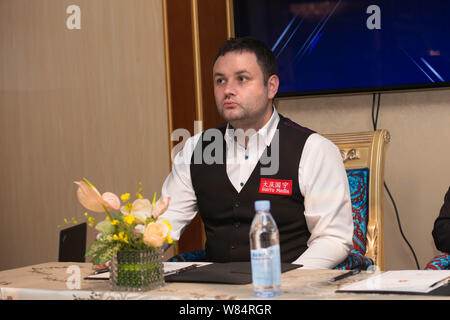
[85,241,109,258]
[91,243,121,265]
[95,220,114,235]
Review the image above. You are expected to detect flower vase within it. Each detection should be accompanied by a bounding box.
[110,248,165,292]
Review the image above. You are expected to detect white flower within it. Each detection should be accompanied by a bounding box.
[120,197,171,223]
[134,224,145,235]
[120,199,152,223]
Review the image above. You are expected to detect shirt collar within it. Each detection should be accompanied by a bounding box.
[225,106,280,147]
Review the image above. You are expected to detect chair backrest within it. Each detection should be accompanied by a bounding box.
[323,129,390,270]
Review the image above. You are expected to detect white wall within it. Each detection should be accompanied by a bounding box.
[0,0,170,270]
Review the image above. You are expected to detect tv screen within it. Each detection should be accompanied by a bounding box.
[233,0,450,96]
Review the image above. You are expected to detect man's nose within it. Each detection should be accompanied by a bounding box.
[223,81,236,96]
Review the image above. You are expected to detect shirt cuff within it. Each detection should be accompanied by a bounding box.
[292,237,350,269]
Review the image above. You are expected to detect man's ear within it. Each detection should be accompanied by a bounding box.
[267,75,279,100]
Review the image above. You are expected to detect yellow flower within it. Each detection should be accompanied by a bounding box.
[88,216,95,227]
[110,219,120,226]
[162,220,172,231]
[167,234,173,244]
[121,199,151,223]
[123,214,135,225]
[121,193,130,202]
[125,202,133,213]
[113,231,128,243]
[113,231,129,243]
[136,193,143,199]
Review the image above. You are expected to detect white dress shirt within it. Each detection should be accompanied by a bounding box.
[160,108,353,269]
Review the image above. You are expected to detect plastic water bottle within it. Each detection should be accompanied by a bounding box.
[249,200,282,297]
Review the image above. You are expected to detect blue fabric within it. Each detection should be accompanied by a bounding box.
[346,168,370,255]
[334,168,374,270]
[424,252,450,270]
[334,252,374,270]
[167,249,206,262]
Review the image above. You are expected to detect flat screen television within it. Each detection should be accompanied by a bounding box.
[232,0,450,97]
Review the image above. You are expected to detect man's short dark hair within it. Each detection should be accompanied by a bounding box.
[213,37,278,84]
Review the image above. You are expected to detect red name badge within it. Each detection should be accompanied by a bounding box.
[259,178,292,196]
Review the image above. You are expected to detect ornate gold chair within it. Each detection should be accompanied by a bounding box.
[323,129,390,271]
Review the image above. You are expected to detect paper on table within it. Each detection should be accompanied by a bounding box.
[84,262,211,280]
[337,270,450,294]
[85,271,110,280]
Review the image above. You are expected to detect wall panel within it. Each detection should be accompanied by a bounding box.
[0,0,170,270]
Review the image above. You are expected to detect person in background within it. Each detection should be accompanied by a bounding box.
[159,37,353,269]
[432,186,450,253]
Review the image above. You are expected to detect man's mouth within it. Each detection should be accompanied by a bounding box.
[224,100,238,108]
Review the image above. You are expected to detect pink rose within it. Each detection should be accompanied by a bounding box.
[142,220,170,247]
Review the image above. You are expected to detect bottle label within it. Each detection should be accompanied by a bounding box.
[250,245,281,287]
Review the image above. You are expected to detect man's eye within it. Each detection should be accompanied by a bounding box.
[238,76,247,82]
[216,78,225,85]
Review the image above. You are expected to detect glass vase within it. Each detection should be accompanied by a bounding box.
[110,247,165,292]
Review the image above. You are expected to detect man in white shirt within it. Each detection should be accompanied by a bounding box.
[159,37,353,269]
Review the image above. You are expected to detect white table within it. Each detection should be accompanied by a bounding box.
[1,262,448,300]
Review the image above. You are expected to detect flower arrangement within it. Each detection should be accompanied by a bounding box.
[72,178,172,266]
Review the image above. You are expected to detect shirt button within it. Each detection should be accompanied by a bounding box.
[234,202,240,208]
[240,182,244,187]
[231,245,236,249]
[245,155,248,160]
[234,222,240,228]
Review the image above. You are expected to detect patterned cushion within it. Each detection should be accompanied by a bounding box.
[334,251,374,270]
[334,168,374,270]
[346,168,370,255]
[424,253,450,270]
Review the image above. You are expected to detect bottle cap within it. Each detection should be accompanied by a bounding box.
[254,200,270,211]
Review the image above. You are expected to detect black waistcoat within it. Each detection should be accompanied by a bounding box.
[190,114,314,262]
